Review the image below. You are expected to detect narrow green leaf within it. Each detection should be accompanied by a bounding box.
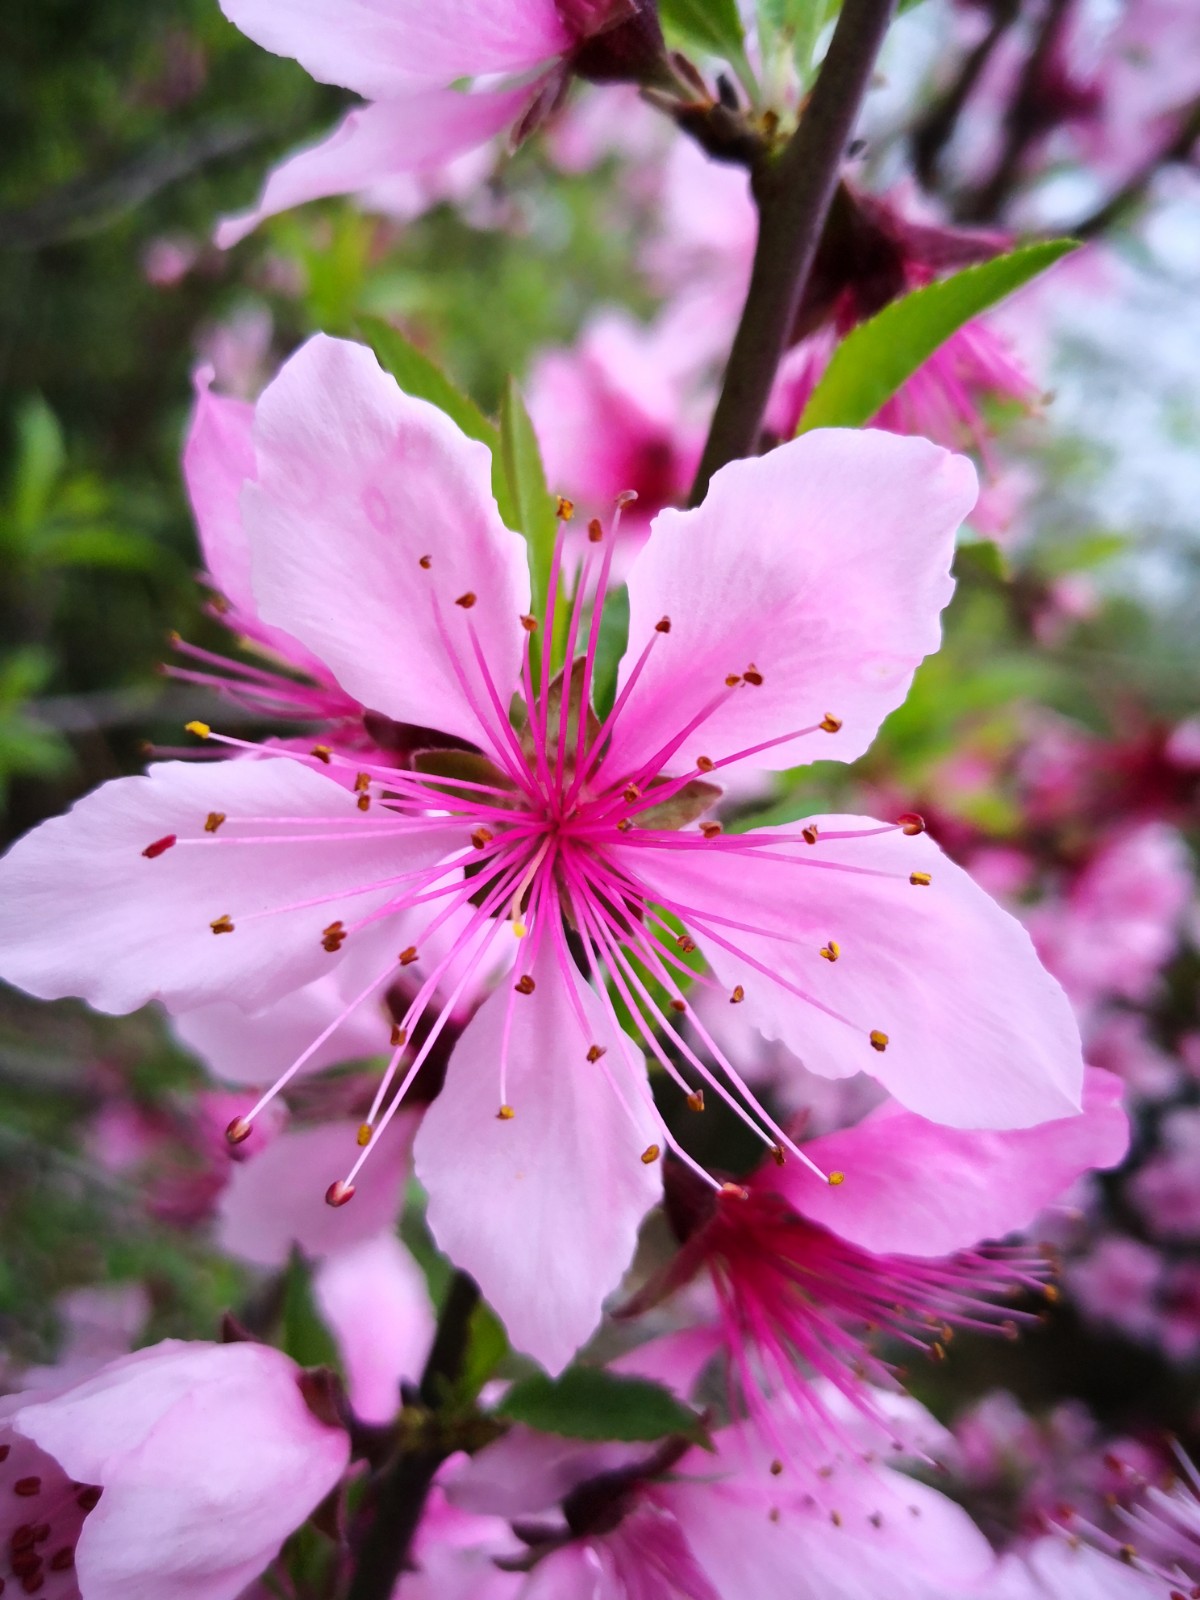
[659,0,758,99]
[281,1249,341,1373]
[796,240,1078,433]
[498,1366,708,1444]
[456,1302,509,1403]
[10,396,66,536]
[358,315,497,451]
[498,379,561,665]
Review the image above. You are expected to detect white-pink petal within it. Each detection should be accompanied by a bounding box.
[219,0,572,100]
[0,757,463,1014]
[607,429,976,779]
[621,819,1083,1129]
[315,1231,435,1422]
[215,89,527,249]
[245,335,530,750]
[415,940,660,1374]
[782,1067,1128,1257]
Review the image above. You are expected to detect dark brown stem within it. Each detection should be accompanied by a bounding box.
[344,1272,480,1600]
[1071,99,1200,240]
[688,0,899,504]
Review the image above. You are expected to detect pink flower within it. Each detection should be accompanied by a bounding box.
[0,1341,348,1600]
[632,1069,1126,1439]
[214,0,667,245]
[0,335,1083,1374]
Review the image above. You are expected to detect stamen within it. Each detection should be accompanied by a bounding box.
[820,941,841,962]
[820,714,842,733]
[325,1180,355,1207]
[185,721,211,739]
[142,835,176,859]
[205,812,225,833]
[897,813,925,835]
[910,871,932,887]
[210,914,234,935]
[869,1030,889,1052]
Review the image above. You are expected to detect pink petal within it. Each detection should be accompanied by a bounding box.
[780,1067,1128,1256]
[0,757,463,1015]
[244,335,530,749]
[216,1117,412,1266]
[414,941,660,1374]
[183,368,329,675]
[16,1342,348,1600]
[608,430,976,778]
[622,819,1082,1129]
[314,1231,435,1423]
[218,0,571,99]
[215,89,528,249]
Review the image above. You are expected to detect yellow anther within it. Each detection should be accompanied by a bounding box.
[730,985,745,1004]
[802,824,819,845]
[497,1104,516,1121]
[586,1044,607,1063]
[205,811,226,833]
[210,914,234,935]
[909,870,932,887]
[820,941,840,962]
[455,591,477,609]
[512,919,528,938]
[828,1170,845,1187]
[820,713,842,733]
[390,1024,408,1048]
[354,772,371,792]
[686,1089,705,1112]
[869,1029,889,1052]
[556,496,575,521]
[398,945,419,966]
[185,720,211,739]
[310,744,332,764]
[640,1144,661,1164]
[356,1123,373,1148]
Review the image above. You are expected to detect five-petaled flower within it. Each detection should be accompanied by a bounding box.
[0,334,1083,1373]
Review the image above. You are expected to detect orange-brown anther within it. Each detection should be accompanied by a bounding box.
[869,1030,889,1052]
[398,945,419,966]
[686,1089,705,1112]
[142,835,176,859]
[497,1104,515,1121]
[719,1181,749,1199]
[204,812,226,834]
[820,713,842,733]
[556,496,575,521]
[325,1179,355,1207]
[587,518,603,543]
[640,1144,661,1164]
[354,772,371,792]
[586,1044,607,1062]
[669,998,686,1013]
[419,554,432,569]
[520,614,538,632]
[898,812,925,836]
[910,871,932,887]
[655,616,671,634]
[210,914,235,935]
[677,934,697,953]
[700,821,722,838]
[471,827,494,850]
[322,921,346,952]
[225,1116,253,1146]
[310,744,332,763]
[696,755,714,772]
[828,1170,846,1187]
[356,1124,372,1148]
[730,984,745,1004]
[820,940,840,962]
[357,794,371,812]
[617,818,633,832]
[802,824,819,845]
[770,1143,786,1166]
[514,974,536,995]
[390,1024,408,1048]
[770,1460,784,1477]
[724,674,742,688]
[743,665,764,686]
[623,784,641,802]
[455,592,477,609]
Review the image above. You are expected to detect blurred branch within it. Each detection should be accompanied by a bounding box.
[910,0,1021,190]
[689,0,899,502]
[1071,99,1200,240]
[0,119,267,250]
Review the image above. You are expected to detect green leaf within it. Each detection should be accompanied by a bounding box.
[281,1249,341,1373]
[9,396,66,536]
[498,379,560,665]
[659,0,758,99]
[359,315,498,452]
[757,0,840,83]
[796,240,1078,433]
[498,1366,708,1444]
[456,1302,510,1403]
